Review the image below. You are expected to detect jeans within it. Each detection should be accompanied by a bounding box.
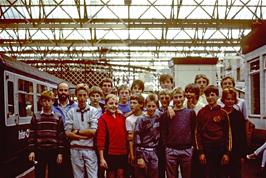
[70,148,98,178]
[165,147,192,178]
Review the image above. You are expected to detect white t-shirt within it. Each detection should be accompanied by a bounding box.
[126,114,143,132]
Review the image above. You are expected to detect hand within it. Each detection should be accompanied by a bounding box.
[129,154,135,165]
[137,158,145,168]
[221,154,229,165]
[167,107,175,119]
[57,154,63,164]
[199,154,206,165]
[28,152,35,162]
[100,158,108,169]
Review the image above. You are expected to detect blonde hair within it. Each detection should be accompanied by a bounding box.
[75,83,89,95]
[40,90,55,101]
[105,94,119,104]
[89,86,103,97]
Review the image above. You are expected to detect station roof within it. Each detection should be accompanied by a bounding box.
[0,0,266,69]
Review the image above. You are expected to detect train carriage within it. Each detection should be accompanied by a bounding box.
[0,54,74,178]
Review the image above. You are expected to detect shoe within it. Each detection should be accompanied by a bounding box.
[246,153,257,159]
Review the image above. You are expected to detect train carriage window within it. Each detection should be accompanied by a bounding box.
[18,79,34,117]
[37,84,47,94]
[7,81,14,115]
[249,60,260,115]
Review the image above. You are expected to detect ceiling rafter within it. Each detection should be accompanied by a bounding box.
[0,0,266,66]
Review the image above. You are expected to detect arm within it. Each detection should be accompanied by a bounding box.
[98,150,108,169]
[78,108,100,138]
[128,132,135,164]
[57,115,65,154]
[195,111,207,164]
[65,110,87,140]
[28,114,37,153]
[221,112,231,165]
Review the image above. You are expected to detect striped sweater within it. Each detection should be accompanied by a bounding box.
[28,112,65,154]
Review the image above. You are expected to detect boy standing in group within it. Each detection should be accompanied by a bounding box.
[28,90,65,178]
[118,85,131,116]
[195,85,232,178]
[65,84,101,178]
[160,87,196,178]
[134,94,160,178]
[126,94,145,166]
[159,74,174,90]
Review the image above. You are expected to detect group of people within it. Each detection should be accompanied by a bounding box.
[27,73,263,178]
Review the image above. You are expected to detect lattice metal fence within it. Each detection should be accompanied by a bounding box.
[21,59,160,90]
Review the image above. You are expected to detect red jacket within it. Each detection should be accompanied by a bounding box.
[96,111,128,155]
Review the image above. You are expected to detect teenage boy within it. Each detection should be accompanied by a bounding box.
[134,93,160,178]
[194,74,209,105]
[28,90,65,178]
[131,79,145,95]
[65,84,101,178]
[160,87,196,178]
[195,85,232,178]
[159,74,174,90]
[118,85,131,116]
[158,89,172,112]
[126,94,145,165]
[100,78,113,104]
[89,85,105,113]
[184,83,205,115]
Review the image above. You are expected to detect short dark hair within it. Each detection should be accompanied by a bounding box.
[185,83,200,100]
[100,78,113,87]
[130,94,145,109]
[145,93,159,107]
[131,79,145,92]
[159,74,173,84]
[204,85,219,96]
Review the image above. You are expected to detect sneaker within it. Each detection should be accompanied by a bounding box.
[246,153,257,159]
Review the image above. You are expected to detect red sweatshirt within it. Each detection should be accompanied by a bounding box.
[96,111,128,155]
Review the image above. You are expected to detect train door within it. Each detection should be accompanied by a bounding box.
[3,71,33,177]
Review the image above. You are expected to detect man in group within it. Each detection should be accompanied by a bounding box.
[53,82,77,178]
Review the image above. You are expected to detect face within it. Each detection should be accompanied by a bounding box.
[130,99,142,113]
[132,85,143,95]
[159,94,171,108]
[57,83,69,101]
[41,98,54,111]
[173,93,185,109]
[185,92,198,108]
[76,89,88,109]
[160,79,173,90]
[89,92,101,107]
[206,92,218,106]
[221,78,234,90]
[106,97,118,114]
[101,82,112,96]
[119,89,130,104]
[196,78,208,93]
[223,93,236,108]
[146,101,157,117]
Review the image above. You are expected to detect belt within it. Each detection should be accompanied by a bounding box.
[70,145,95,150]
[140,147,156,151]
